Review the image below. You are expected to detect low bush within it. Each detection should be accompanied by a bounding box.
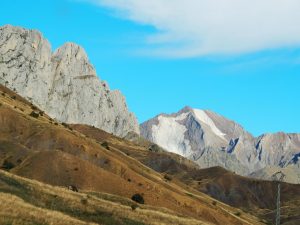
[62,122,68,127]
[31,105,37,110]
[131,194,144,204]
[148,144,160,152]
[60,122,72,130]
[164,174,172,181]
[1,160,15,170]
[29,111,39,118]
[101,141,110,150]
[131,204,138,211]
[235,211,242,216]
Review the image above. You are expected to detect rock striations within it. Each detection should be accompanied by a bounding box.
[141,106,300,183]
[0,25,139,137]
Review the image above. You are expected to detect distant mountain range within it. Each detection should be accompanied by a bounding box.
[141,106,300,183]
[1,25,299,184]
[1,25,300,224]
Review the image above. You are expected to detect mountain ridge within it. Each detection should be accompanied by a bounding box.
[141,106,300,183]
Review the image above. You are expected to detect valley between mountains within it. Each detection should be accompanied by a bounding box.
[0,25,300,225]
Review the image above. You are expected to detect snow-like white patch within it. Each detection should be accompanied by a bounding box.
[193,109,226,141]
[151,113,192,157]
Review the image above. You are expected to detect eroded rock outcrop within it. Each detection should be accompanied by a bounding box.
[0,25,139,137]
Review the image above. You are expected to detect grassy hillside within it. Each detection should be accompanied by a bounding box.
[0,84,261,225]
[71,124,300,225]
[0,170,207,225]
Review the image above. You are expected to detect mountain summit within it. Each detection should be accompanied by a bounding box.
[0,25,139,137]
[141,106,300,183]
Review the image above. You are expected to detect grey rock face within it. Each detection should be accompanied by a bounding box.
[255,133,300,167]
[189,147,249,175]
[141,106,300,182]
[249,163,300,184]
[0,25,139,137]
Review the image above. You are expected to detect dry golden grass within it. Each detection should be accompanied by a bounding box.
[79,127,300,225]
[0,193,94,225]
[0,170,210,225]
[0,84,264,225]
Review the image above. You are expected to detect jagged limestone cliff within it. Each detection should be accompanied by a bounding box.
[0,25,139,137]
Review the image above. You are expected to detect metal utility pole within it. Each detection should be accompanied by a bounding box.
[271,171,285,225]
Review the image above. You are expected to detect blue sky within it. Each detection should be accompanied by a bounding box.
[1,0,300,136]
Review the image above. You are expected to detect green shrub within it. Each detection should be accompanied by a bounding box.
[131,194,144,204]
[148,144,160,152]
[62,122,68,127]
[101,141,110,150]
[235,211,242,216]
[1,160,15,170]
[164,174,172,181]
[29,111,39,118]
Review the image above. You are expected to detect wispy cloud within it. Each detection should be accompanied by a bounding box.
[85,0,300,58]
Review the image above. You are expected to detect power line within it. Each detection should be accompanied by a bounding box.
[271,171,285,225]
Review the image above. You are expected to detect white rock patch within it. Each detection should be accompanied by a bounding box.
[193,109,226,141]
[151,113,192,157]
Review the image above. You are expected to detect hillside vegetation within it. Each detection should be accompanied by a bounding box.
[72,124,300,225]
[0,84,263,224]
[0,170,208,225]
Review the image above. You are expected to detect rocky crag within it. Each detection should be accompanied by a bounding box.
[0,25,139,137]
[141,106,300,183]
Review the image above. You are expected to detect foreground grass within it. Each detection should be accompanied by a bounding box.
[0,193,93,225]
[0,170,208,225]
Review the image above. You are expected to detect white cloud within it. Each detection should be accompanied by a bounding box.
[88,0,300,57]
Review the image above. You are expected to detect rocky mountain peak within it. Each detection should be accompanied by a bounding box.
[0,25,139,137]
[141,106,300,181]
[53,42,90,61]
[179,105,193,113]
